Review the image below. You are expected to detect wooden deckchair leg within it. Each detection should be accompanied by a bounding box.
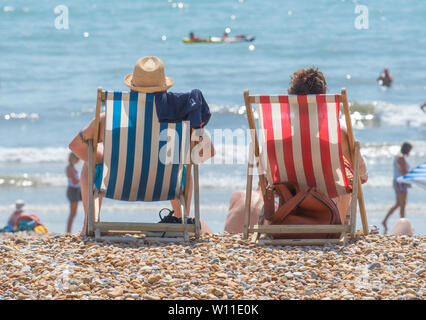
[180,129,195,242]
[87,140,95,236]
[243,143,255,239]
[184,130,195,211]
[193,163,201,239]
[341,88,368,235]
[244,90,267,198]
[349,142,361,237]
[180,194,189,242]
[87,87,102,237]
[92,87,102,179]
[94,189,100,223]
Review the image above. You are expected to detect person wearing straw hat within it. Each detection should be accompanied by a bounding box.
[69,56,214,236]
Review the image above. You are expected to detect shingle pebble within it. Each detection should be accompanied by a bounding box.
[0,232,424,300]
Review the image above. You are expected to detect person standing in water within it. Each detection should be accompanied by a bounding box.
[382,142,413,234]
[377,67,393,87]
[66,152,82,233]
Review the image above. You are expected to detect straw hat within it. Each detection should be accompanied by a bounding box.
[124,56,174,93]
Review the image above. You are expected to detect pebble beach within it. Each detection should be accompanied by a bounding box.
[0,232,424,300]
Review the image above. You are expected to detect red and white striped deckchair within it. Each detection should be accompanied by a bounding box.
[243,88,368,246]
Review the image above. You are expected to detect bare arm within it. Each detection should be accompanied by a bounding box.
[191,129,216,164]
[69,113,105,163]
[340,127,368,184]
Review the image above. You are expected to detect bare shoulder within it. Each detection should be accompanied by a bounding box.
[229,190,245,202]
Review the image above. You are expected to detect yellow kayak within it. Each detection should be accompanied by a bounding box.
[182,37,223,44]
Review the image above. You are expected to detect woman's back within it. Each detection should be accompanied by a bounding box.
[393,153,409,179]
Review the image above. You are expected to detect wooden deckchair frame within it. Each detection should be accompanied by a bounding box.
[86,87,201,242]
[243,88,368,246]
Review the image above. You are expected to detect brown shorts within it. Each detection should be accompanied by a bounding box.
[67,186,82,203]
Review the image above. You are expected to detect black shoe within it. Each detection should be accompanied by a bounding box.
[158,208,180,223]
[185,217,195,224]
[158,208,195,224]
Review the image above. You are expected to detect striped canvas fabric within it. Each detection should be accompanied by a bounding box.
[397,162,426,189]
[100,91,190,201]
[255,94,350,198]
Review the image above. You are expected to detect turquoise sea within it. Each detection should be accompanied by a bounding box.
[1,0,425,234]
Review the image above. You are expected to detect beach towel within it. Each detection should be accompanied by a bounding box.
[15,214,48,233]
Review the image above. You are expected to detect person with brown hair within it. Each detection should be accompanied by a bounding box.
[287,67,368,223]
[288,67,329,95]
[382,142,413,234]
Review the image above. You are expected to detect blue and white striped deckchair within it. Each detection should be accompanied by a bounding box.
[87,87,200,241]
[397,162,426,189]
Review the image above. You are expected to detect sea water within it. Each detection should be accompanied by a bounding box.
[0,0,425,234]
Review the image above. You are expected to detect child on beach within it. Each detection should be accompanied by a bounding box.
[382,142,413,234]
[286,67,369,223]
[69,56,214,236]
[66,152,82,233]
[5,200,25,231]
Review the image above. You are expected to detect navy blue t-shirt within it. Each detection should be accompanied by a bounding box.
[153,89,211,129]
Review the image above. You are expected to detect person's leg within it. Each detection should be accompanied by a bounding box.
[66,201,78,233]
[171,174,193,218]
[335,193,352,224]
[398,192,407,218]
[79,162,103,236]
[383,180,405,234]
[383,203,398,234]
[80,162,89,235]
[383,190,405,234]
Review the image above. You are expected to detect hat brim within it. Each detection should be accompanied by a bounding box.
[124,74,174,93]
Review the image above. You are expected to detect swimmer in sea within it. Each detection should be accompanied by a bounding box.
[377,67,393,87]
